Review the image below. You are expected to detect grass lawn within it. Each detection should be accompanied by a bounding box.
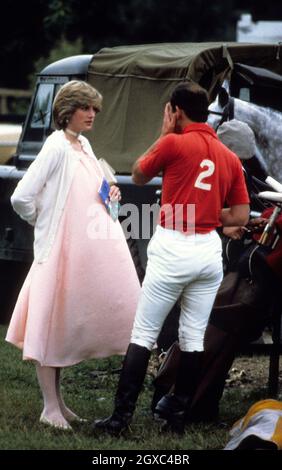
[0,325,270,451]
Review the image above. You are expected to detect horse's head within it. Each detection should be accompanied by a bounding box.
[208,86,231,130]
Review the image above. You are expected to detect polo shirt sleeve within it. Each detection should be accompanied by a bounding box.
[225,159,250,206]
[139,134,176,178]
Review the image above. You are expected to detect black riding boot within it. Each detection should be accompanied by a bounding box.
[93,343,151,435]
[155,351,203,433]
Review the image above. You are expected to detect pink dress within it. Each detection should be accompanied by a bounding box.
[6,151,140,366]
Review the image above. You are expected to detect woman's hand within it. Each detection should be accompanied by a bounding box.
[109,184,121,201]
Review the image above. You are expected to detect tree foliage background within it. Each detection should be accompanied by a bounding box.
[1,0,282,89]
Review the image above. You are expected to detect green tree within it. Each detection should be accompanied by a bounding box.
[47,0,238,49]
[2,0,282,89]
[0,1,56,88]
[28,36,84,88]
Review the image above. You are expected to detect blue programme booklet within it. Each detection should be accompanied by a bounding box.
[98,177,110,208]
[98,177,120,222]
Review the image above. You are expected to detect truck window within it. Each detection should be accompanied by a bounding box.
[23,83,56,142]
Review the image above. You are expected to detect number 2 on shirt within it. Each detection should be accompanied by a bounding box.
[194,159,215,191]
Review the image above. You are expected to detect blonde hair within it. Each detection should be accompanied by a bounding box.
[53,80,103,130]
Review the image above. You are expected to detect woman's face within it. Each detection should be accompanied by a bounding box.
[68,105,97,133]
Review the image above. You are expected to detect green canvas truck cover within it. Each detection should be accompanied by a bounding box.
[88,42,282,173]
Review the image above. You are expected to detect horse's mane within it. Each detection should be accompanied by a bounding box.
[233,100,282,181]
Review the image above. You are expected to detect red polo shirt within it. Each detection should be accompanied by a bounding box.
[139,123,249,233]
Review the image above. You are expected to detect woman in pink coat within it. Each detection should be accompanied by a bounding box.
[6,81,140,430]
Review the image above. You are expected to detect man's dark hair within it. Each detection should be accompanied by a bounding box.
[170,82,209,122]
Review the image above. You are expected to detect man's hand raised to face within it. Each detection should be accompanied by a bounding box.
[161,102,177,136]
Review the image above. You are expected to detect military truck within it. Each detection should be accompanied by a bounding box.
[1,42,282,322]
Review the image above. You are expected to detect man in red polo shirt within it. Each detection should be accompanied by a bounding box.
[93,82,250,435]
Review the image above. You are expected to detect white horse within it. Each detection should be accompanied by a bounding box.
[208,95,282,181]
[234,100,282,181]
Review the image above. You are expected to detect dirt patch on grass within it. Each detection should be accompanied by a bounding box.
[150,350,281,394]
[226,355,280,391]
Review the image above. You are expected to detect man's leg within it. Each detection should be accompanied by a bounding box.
[155,244,223,433]
[93,229,183,435]
[93,279,182,435]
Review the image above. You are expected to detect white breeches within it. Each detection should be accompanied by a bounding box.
[131,225,223,352]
